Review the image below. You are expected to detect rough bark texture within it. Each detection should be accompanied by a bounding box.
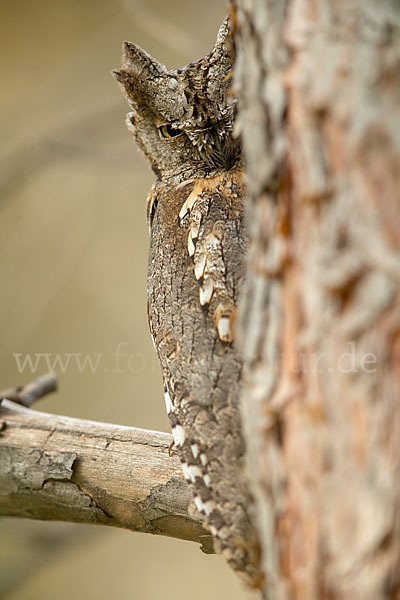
[0,400,213,552]
[234,1,400,599]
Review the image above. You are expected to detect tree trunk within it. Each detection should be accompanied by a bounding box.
[233,1,400,599]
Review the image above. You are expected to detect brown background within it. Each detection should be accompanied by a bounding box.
[0,1,254,598]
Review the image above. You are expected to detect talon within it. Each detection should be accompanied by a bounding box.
[169,440,175,456]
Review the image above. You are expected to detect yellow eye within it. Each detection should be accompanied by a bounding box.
[159,124,183,139]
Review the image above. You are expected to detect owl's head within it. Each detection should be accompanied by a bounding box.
[113,18,240,185]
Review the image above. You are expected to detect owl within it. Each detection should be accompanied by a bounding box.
[113,18,260,585]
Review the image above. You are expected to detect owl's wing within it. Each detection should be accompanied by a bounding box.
[178,172,245,343]
[147,171,259,583]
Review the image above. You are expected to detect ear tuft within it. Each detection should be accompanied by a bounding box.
[211,17,234,64]
[122,41,166,75]
[214,17,232,49]
[206,17,235,106]
[112,68,131,84]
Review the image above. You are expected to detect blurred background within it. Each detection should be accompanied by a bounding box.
[0,0,255,598]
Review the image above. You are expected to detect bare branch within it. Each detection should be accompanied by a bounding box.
[0,373,58,407]
[0,400,213,554]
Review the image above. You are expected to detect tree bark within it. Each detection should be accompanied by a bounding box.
[0,400,213,553]
[233,1,400,599]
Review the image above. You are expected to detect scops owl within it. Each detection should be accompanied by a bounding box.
[113,18,260,585]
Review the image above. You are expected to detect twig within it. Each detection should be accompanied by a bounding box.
[0,373,58,407]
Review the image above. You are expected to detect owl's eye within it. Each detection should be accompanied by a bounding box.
[159,124,183,139]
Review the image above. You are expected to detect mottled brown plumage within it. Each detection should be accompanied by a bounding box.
[113,18,260,584]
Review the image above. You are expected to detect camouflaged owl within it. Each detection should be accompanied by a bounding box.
[113,18,260,585]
